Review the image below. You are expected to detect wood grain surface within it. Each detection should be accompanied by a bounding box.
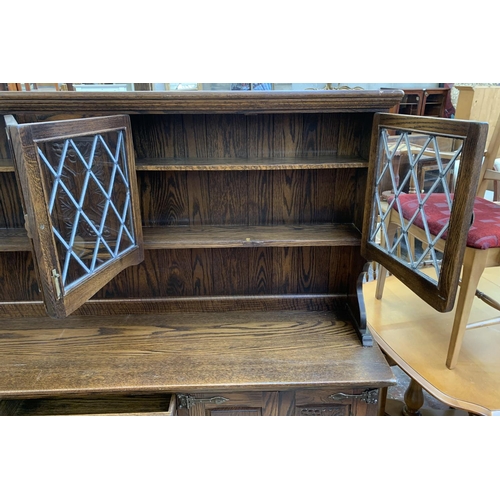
[0,393,176,416]
[136,156,367,171]
[0,91,398,412]
[138,169,361,226]
[364,268,500,415]
[0,309,394,398]
[0,90,404,114]
[0,222,362,252]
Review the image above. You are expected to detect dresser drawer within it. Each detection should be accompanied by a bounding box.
[293,387,379,416]
[0,394,176,416]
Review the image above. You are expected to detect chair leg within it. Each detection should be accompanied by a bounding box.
[375,221,399,300]
[446,248,489,369]
[375,265,388,300]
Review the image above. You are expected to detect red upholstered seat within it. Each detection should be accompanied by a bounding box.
[389,193,500,250]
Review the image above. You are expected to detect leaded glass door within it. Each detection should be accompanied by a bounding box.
[362,113,487,313]
[7,115,144,318]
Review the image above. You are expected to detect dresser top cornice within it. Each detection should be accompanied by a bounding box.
[0,89,404,114]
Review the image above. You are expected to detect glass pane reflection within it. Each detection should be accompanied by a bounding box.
[369,128,464,283]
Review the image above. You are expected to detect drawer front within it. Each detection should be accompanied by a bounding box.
[176,391,279,416]
[289,388,379,416]
[0,394,176,416]
[177,388,380,416]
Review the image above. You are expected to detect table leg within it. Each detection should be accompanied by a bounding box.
[402,378,424,416]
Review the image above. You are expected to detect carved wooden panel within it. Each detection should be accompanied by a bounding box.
[177,391,279,416]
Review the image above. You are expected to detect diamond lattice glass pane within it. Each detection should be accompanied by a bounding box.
[36,130,136,292]
[369,127,464,284]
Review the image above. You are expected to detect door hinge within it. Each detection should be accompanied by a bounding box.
[177,394,229,410]
[51,268,62,300]
[329,388,379,405]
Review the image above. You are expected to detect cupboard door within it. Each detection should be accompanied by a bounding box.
[280,388,379,416]
[6,115,144,318]
[362,113,487,312]
[176,392,279,416]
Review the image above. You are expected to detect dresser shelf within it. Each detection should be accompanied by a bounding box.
[136,155,368,171]
[0,223,361,252]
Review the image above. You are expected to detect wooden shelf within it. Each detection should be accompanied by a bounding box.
[143,223,361,249]
[0,309,390,398]
[136,155,368,171]
[0,228,31,251]
[0,159,14,172]
[0,223,361,252]
[0,156,368,173]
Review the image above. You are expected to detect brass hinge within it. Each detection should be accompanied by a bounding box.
[51,269,62,300]
[177,394,229,410]
[329,388,379,405]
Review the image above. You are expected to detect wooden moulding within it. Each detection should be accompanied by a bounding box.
[135,155,368,171]
[0,292,372,347]
[0,294,349,317]
[0,159,14,172]
[0,156,368,173]
[0,90,405,114]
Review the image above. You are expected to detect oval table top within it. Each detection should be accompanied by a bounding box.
[363,267,500,416]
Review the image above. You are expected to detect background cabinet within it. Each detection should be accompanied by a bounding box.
[455,85,500,150]
[386,87,450,117]
[0,91,402,415]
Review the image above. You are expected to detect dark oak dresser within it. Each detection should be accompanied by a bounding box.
[0,90,402,416]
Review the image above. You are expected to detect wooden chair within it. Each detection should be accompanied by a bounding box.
[376,114,500,369]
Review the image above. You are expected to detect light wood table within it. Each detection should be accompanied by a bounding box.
[363,267,500,416]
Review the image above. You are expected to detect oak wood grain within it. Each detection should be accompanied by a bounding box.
[143,223,361,248]
[0,295,346,318]
[0,394,176,416]
[90,246,358,299]
[178,391,279,416]
[1,156,369,172]
[0,251,41,301]
[0,90,404,114]
[0,172,25,227]
[137,168,360,227]
[0,223,363,252]
[0,91,399,414]
[0,229,31,251]
[0,309,394,398]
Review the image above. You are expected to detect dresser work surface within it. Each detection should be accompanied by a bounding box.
[0,310,393,395]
